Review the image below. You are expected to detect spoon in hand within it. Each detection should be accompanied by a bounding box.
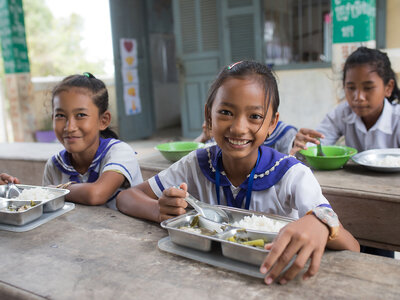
[5,182,21,198]
[184,193,230,224]
[316,138,326,157]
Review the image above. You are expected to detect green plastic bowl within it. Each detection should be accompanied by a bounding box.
[155,141,204,162]
[299,145,358,170]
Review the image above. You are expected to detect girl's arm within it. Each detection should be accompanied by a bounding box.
[117,182,188,222]
[260,215,359,285]
[65,170,125,205]
[0,173,20,185]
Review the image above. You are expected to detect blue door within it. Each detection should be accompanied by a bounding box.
[173,0,262,138]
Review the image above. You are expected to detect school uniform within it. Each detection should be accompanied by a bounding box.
[148,145,330,219]
[263,121,297,154]
[316,99,400,152]
[317,98,399,258]
[204,121,297,155]
[43,138,143,210]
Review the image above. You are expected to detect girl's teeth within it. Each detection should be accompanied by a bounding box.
[229,139,248,145]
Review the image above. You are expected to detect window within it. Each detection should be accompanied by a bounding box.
[263,0,331,67]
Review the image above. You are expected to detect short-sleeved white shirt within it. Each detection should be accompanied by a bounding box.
[43,139,143,210]
[148,145,329,219]
[316,99,400,151]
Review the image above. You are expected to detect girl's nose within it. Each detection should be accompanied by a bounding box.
[355,89,366,102]
[230,116,247,135]
[65,118,77,132]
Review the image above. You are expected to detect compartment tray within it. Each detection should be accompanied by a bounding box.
[158,236,264,279]
[0,202,75,232]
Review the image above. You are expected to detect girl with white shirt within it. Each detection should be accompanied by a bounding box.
[291,47,399,257]
[117,61,359,285]
[291,47,400,154]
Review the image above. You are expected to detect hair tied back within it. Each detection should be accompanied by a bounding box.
[83,72,96,79]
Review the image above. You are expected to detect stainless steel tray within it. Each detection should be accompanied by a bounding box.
[351,148,400,172]
[219,228,277,266]
[0,202,75,232]
[0,200,43,226]
[12,185,69,213]
[161,206,294,266]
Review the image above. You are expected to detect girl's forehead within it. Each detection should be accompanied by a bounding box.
[345,64,382,81]
[53,89,96,108]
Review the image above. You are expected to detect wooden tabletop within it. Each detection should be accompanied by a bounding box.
[0,205,399,300]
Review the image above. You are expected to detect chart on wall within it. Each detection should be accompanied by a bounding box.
[120,38,142,116]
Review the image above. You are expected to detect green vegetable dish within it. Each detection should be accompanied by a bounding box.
[227,235,268,249]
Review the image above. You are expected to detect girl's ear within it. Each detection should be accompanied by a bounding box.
[204,104,212,131]
[385,79,395,98]
[99,110,112,130]
[268,112,279,136]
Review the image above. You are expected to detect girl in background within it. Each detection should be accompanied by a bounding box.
[292,47,400,153]
[291,47,400,257]
[117,61,359,285]
[43,73,143,210]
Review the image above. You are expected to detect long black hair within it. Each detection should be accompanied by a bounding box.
[51,72,118,139]
[343,47,400,103]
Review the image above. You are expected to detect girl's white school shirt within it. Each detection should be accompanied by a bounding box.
[43,139,143,210]
[316,99,400,151]
[148,145,329,219]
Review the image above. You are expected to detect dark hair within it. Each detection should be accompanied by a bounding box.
[343,47,400,103]
[51,73,118,139]
[205,60,280,131]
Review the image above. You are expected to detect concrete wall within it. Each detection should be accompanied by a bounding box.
[275,68,338,130]
[386,0,400,49]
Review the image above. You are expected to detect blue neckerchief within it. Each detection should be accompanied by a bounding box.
[215,149,260,209]
[52,138,121,183]
[263,121,297,147]
[197,145,300,209]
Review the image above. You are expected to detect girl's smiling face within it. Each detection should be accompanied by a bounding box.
[53,88,110,157]
[344,64,394,128]
[210,77,278,165]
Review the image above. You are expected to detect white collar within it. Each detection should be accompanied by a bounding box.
[344,98,393,134]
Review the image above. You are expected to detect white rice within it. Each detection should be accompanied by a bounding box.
[16,187,55,201]
[374,155,400,167]
[231,214,288,233]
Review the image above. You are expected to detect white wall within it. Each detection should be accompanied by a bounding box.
[275,68,341,130]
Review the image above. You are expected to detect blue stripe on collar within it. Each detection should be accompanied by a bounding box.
[264,121,297,146]
[197,145,300,191]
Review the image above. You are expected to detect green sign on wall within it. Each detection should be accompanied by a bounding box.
[0,0,30,73]
[332,0,376,44]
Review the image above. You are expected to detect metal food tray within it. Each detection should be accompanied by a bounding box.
[0,200,43,226]
[0,184,70,213]
[161,206,294,266]
[351,148,400,172]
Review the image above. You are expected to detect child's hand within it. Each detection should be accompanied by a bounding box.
[260,214,329,285]
[0,173,20,185]
[158,183,188,222]
[290,128,325,155]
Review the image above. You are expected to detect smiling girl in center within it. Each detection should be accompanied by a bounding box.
[117,61,359,284]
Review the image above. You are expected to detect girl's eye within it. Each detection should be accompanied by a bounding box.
[364,86,374,91]
[76,113,88,118]
[346,86,356,91]
[54,113,65,119]
[219,109,232,116]
[250,114,263,120]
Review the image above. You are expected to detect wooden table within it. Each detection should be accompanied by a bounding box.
[139,152,400,252]
[0,205,399,300]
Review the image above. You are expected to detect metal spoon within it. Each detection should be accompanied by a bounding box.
[185,193,230,224]
[5,182,21,199]
[316,138,326,157]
